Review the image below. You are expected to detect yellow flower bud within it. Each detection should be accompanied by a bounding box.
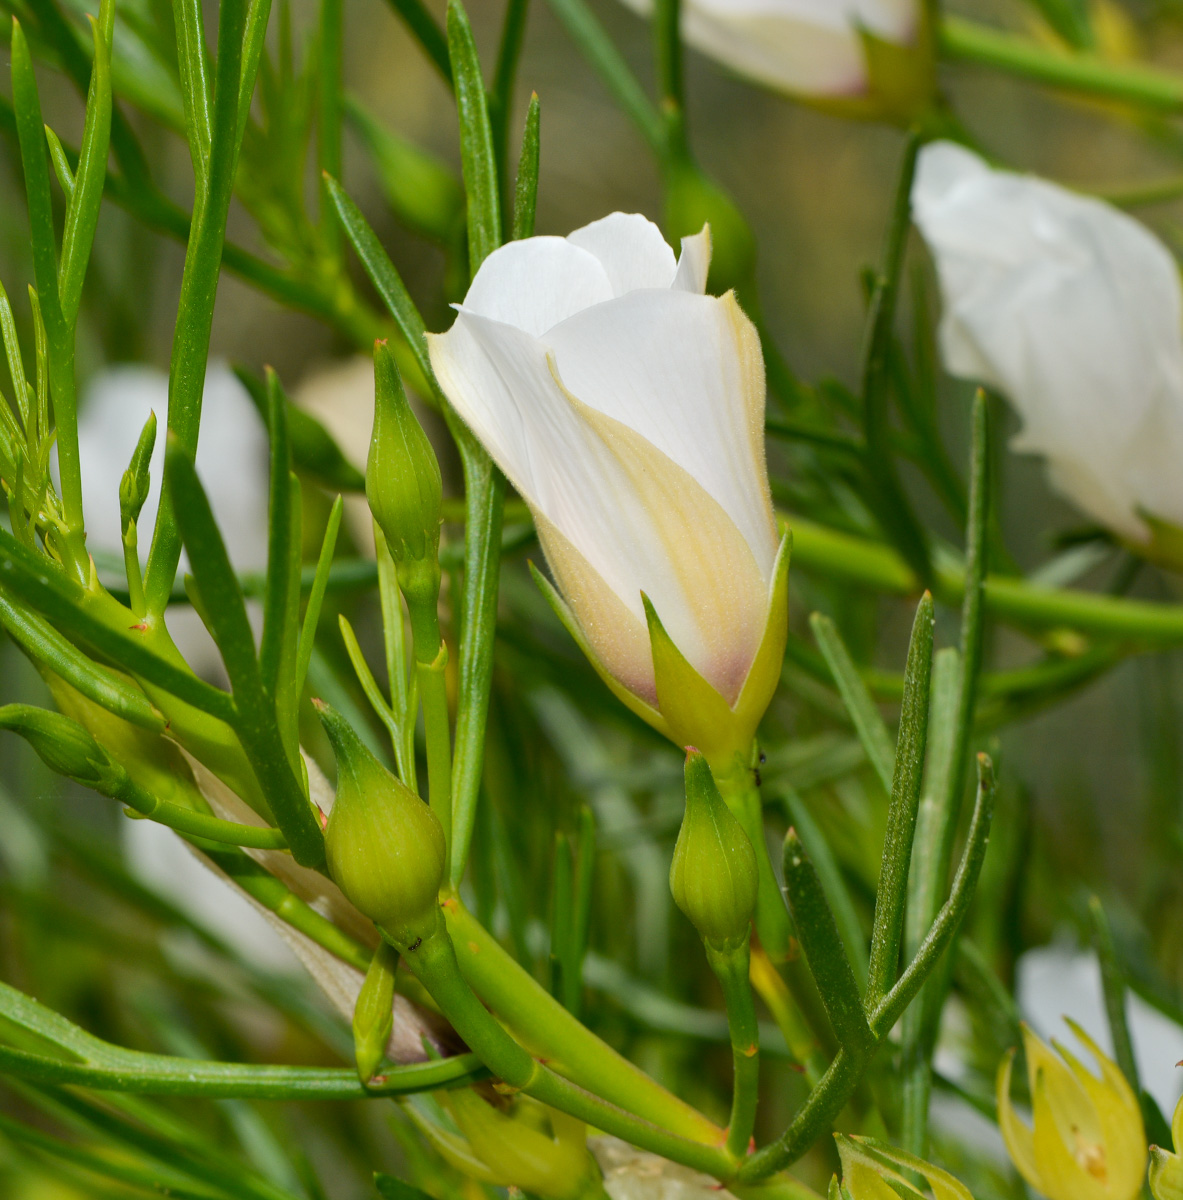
[997,1022,1146,1200]
[669,749,757,952]
[316,700,445,948]
[1150,1093,1183,1200]
[836,1134,975,1199]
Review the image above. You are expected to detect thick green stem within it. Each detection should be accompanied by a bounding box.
[707,939,759,1160]
[941,15,1183,111]
[401,912,735,1178]
[442,897,723,1145]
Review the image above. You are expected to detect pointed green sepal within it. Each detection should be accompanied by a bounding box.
[354,940,399,1084]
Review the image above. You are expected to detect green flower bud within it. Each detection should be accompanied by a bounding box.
[119,410,156,537]
[366,339,442,568]
[1151,1147,1183,1200]
[353,940,398,1083]
[316,700,446,948]
[669,749,758,952]
[0,704,119,789]
[662,160,756,298]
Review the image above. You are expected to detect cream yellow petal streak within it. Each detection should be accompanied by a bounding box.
[559,381,770,704]
[545,287,777,578]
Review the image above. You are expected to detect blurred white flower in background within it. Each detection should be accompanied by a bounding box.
[1017,945,1183,1116]
[590,1137,738,1200]
[619,0,919,98]
[77,361,271,672]
[76,362,290,969]
[912,141,1183,544]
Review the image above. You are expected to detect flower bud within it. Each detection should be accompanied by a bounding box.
[0,704,120,790]
[998,1022,1146,1200]
[434,1091,601,1200]
[836,1133,975,1199]
[366,339,442,568]
[1150,1093,1183,1200]
[316,700,445,947]
[118,409,156,536]
[353,940,398,1083]
[669,749,757,952]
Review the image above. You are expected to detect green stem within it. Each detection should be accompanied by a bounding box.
[442,897,724,1145]
[418,644,453,857]
[707,940,759,1161]
[787,511,1183,645]
[401,913,736,1178]
[715,763,833,1063]
[748,946,825,1087]
[940,15,1183,112]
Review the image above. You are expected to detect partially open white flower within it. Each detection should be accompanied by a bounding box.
[620,0,920,99]
[428,213,786,767]
[912,141,1183,544]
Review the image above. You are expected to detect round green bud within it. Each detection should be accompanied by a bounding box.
[366,339,443,567]
[669,749,758,952]
[662,159,756,298]
[0,704,118,789]
[317,700,446,948]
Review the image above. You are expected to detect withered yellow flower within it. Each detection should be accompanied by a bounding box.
[997,1022,1146,1200]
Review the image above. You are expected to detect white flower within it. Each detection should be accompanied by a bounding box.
[912,141,1183,543]
[619,0,919,97]
[427,213,785,763]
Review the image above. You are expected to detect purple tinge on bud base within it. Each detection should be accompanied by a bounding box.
[427,213,788,770]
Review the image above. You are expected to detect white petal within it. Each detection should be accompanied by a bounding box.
[566,213,678,295]
[913,141,1183,540]
[672,227,712,294]
[461,237,613,335]
[545,288,778,576]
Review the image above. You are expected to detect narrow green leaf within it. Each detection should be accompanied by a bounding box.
[143,0,256,614]
[544,0,666,155]
[58,0,113,325]
[780,788,867,990]
[512,93,541,241]
[491,0,531,194]
[866,591,934,1008]
[871,753,996,1038]
[0,280,29,431]
[783,829,873,1055]
[10,18,62,333]
[338,612,406,767]
[0,589,164,731]
[860,132,931,584]
[384,0,453,86]
[172,0,213,177]
[317,0,343,259]
[447,0,501,270]
[810,610,895,794]
[295,495,344,704]
[259,370,300,706]
[166,439,325,868]
[326,174,433,386]
[1088,896,1141,1093]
